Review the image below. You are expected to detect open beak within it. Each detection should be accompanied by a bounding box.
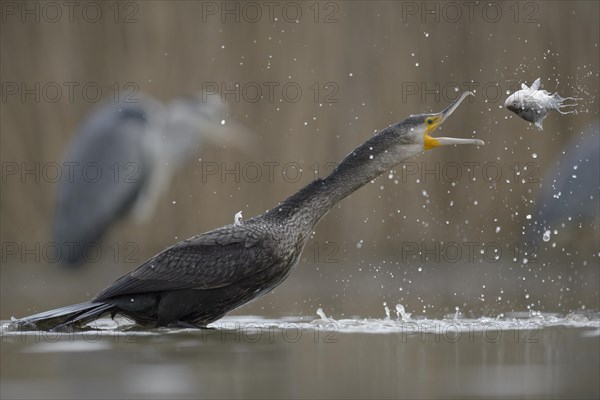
[424,91,485,150]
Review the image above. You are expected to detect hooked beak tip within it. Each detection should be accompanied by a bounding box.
[441,91,475,120]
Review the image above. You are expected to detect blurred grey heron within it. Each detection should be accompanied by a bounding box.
[15,92,484,331]
[53,93,252,267]
[531,121,600,248]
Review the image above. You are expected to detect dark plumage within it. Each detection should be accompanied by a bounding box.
[13,93,483,331]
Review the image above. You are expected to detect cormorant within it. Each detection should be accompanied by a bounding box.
[12,92,483,331]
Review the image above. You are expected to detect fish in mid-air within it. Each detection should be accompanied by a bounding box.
[504,78,579,130]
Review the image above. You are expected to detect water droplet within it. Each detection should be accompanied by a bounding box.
[543,230,551,242]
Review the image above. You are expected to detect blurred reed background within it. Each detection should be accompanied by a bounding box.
[1,1,598,319]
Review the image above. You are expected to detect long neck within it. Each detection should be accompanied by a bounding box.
[264,127,421,234]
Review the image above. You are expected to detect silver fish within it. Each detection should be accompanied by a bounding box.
[504,78,579,130]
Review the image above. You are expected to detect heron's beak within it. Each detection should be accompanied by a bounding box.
[202,120,258,155]
[423,91,485,150]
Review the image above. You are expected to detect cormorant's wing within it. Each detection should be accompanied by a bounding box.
[94,224,279,300]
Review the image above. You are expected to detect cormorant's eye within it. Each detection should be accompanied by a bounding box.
[427,118,434,125]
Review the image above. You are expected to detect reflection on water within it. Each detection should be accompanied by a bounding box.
[2,314,598,399]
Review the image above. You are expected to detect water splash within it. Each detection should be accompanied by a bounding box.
[316,308,328,320]
[395,304,412,321]
[3,312,598,336]
[383,302,391,321]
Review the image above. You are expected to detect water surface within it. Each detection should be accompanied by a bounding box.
[2,314,598,399]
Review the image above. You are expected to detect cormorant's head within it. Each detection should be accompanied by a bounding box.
[400,91,484,151]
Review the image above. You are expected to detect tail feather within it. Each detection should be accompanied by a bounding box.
[65,303,114,325]
[10,301,114,331]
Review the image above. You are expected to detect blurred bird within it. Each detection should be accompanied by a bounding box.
[530,121,599,248]
[14,92,483,331]
[53,93,252,267]
[504,78,579,130]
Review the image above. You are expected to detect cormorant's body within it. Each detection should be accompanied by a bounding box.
[13,93,483,331]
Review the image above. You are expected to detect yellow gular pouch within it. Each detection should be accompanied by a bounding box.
[423,115,443,150]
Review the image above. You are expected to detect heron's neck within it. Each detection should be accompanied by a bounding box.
[162,119,203,166]
[265,128,421,237]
